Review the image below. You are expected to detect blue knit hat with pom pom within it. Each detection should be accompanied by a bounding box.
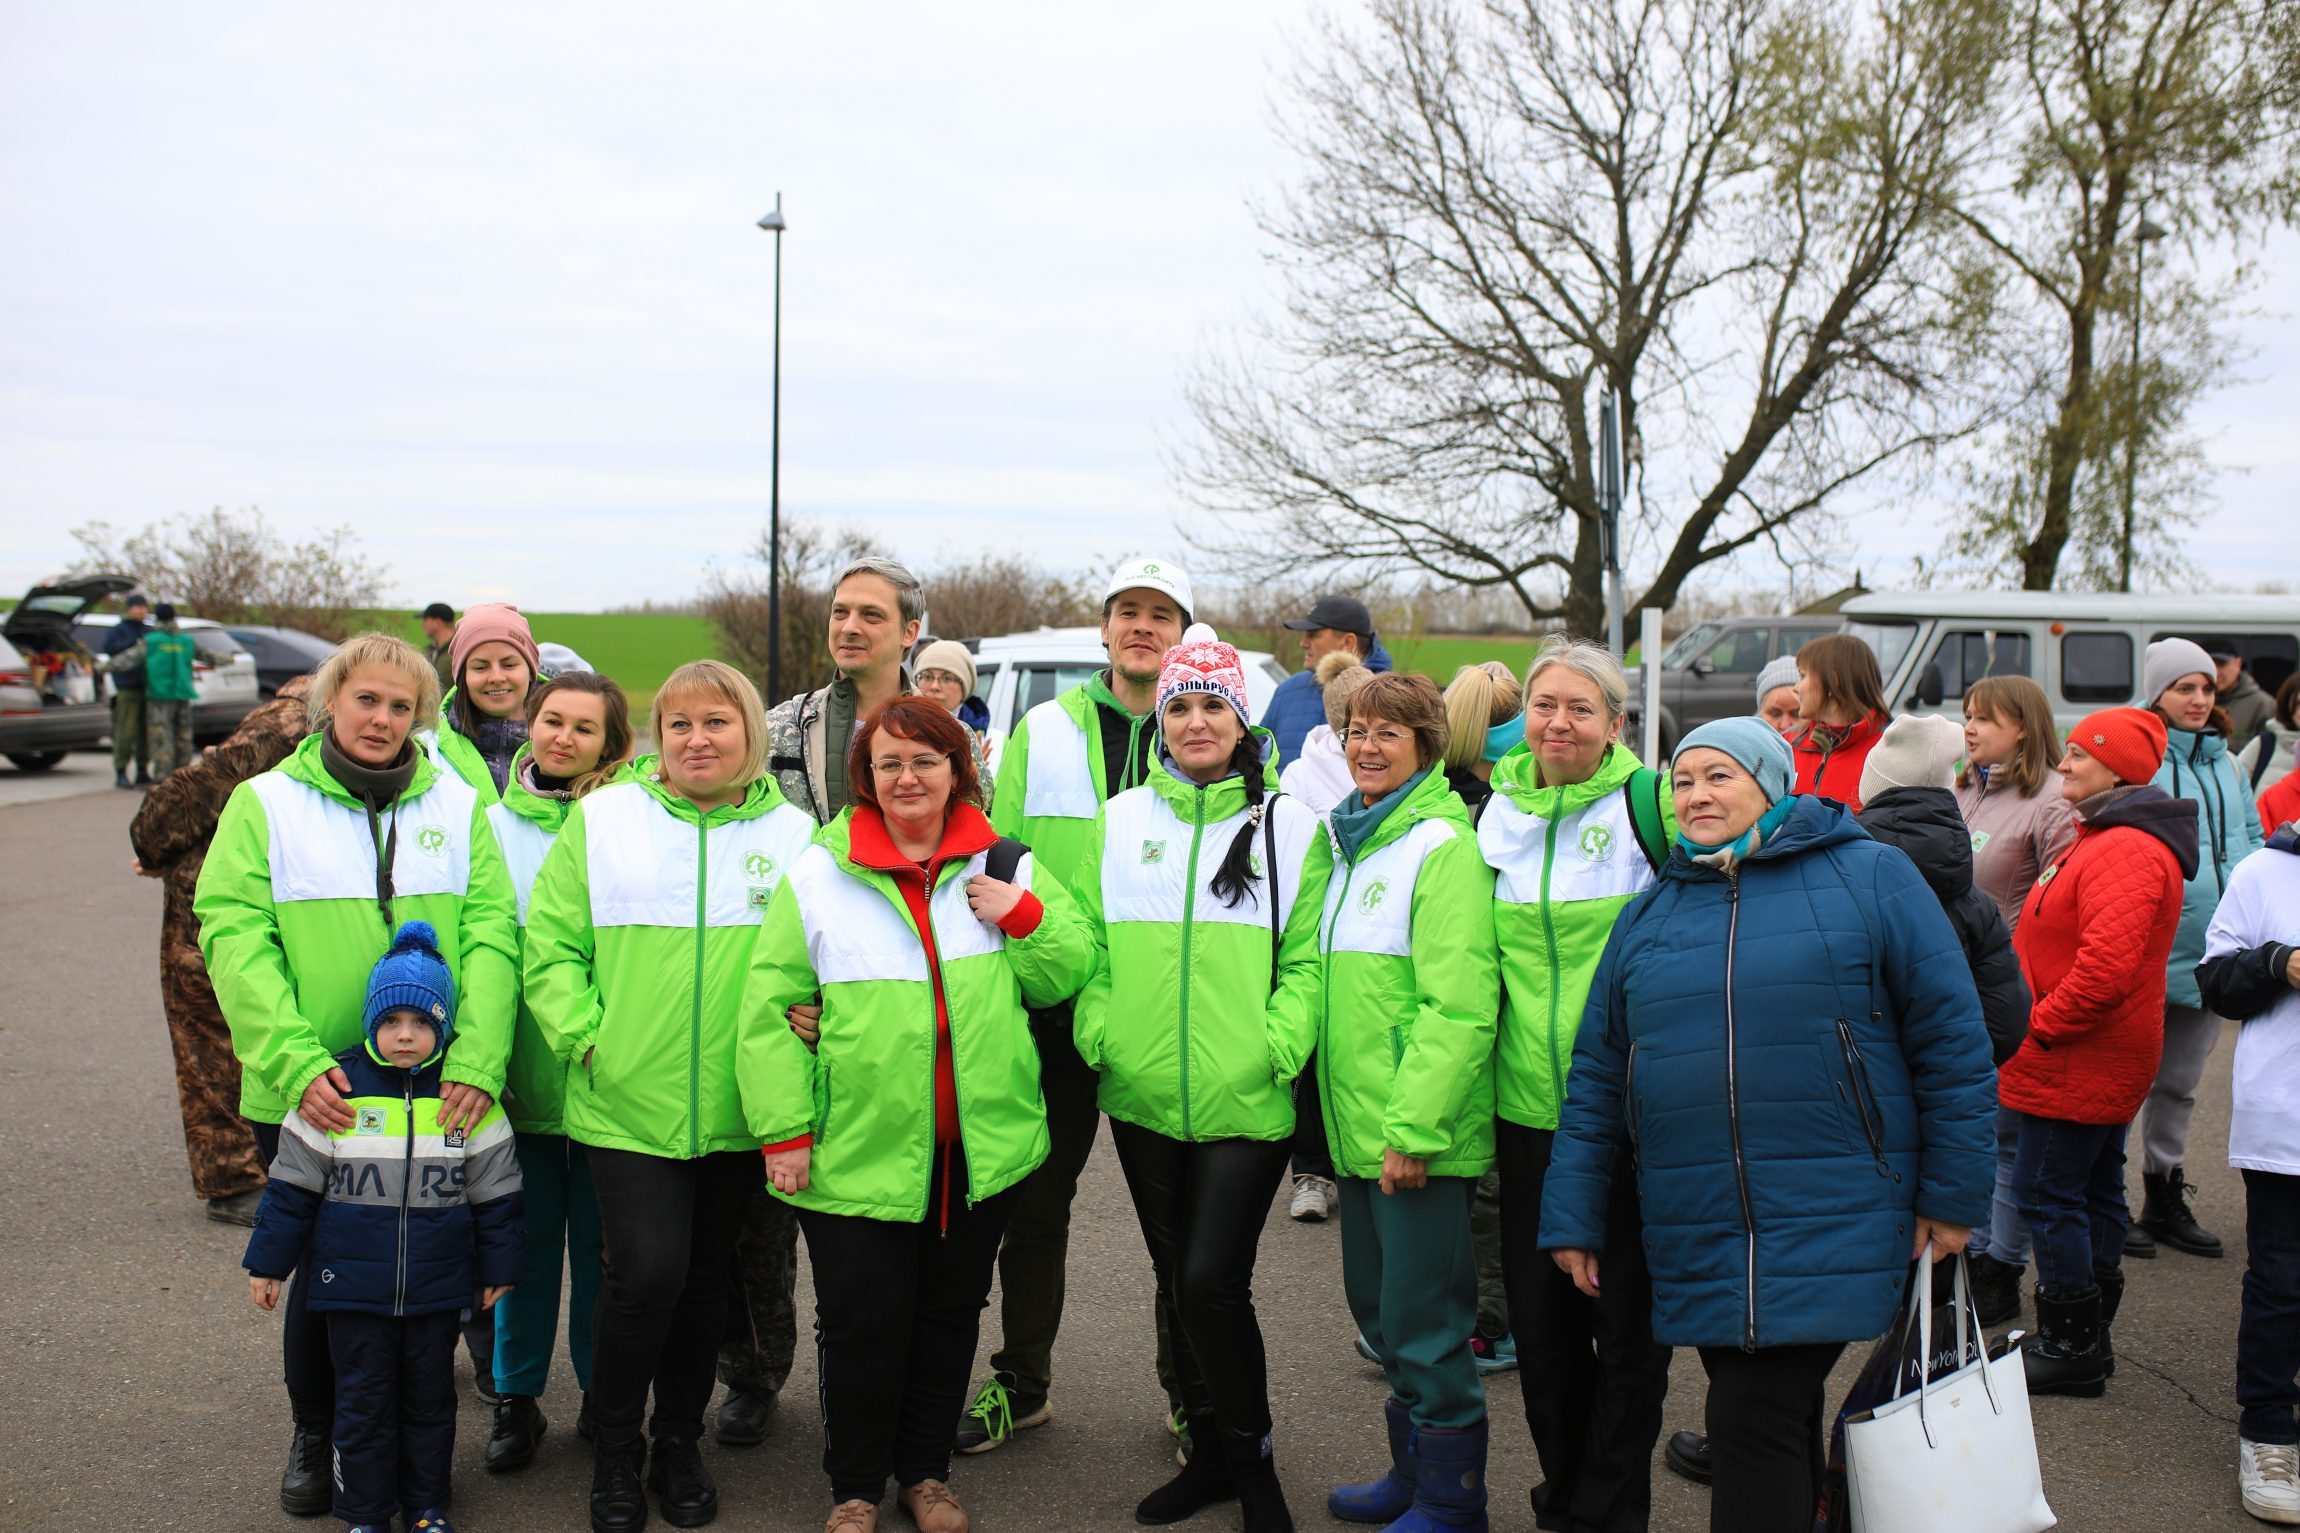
[364,920,456,1050]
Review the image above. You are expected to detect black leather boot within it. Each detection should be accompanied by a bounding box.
[1967,1251,2025,1327]
[2140,1168,2224,1257]
[2096,1268,2125,1379]
[1664,1429,1713,1485]
[710,1385,776,1447]
[1137,1413,1238,1525]
[486,1395,548,1473]
[280,1414,332,1517]
[1223,1431,1295,1533]
[2022,1285,2106,1398]
[646,1433,719,1528]
[589,1432,649,1533]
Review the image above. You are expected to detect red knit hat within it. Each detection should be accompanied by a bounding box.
[448,602,540,684]
[2067,706,2167,786]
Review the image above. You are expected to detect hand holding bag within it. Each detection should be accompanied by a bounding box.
[1841,1250,2056,1532]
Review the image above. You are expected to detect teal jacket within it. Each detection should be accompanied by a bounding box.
[2154,725,2265,1007]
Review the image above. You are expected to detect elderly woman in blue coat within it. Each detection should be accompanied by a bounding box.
[1540,718,1996,1533]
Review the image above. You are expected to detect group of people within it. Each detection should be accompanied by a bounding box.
[119,556,2300,1533]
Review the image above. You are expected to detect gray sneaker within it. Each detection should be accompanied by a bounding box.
[954,1374,1052,1454]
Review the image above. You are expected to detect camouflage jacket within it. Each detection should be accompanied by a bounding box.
[764,671,991,827]
[131,681,312,912]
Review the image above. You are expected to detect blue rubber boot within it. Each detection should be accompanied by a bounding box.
[1381,1419,1488,1532]
[1328,1397,1415,1524]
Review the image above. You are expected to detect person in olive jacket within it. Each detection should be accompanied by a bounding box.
[522,660,819,1533]
[1310,674,1500,1533]
[1542,718,1995,1533]
[742,697,1094,1533]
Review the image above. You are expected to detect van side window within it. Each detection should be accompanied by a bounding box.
[1701,627,1768,674]
[1923,630,2032,702]
[2062,632,2134,704]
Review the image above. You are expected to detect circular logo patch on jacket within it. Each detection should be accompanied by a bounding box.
[1359,878,1391,915]
[414,825,450,857]
[1578,823,1615,863]
[745,852,777,881]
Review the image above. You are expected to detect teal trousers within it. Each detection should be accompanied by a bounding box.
[1338,1174,1485,1429]
[492,1132,604,1398]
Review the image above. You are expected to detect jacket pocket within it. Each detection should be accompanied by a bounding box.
[812,1060,834,1144]
[1834,1019,1888,1173]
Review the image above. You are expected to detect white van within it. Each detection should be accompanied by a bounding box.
[953,628,1287,736]
[1839,590,2299,777]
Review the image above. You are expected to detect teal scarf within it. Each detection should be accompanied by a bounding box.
[1677,796,1794,871]
[1332,767,1430,863]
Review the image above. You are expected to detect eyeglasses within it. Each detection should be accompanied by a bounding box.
[871,754,952,779]
[1342,727,1412,748]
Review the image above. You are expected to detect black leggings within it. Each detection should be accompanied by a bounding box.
[799,1141,1018,1502]
[1699,1341,1846,1533]
[1109,1121,1291,1445]
[587,1147,759,1444]
[252,1120,335,1420]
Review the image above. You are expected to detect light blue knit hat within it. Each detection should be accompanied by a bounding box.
[1673,716,1796,805]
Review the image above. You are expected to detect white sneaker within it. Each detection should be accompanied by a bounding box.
[2242,1438,2300,1524]
[1288,1174,1335,1222]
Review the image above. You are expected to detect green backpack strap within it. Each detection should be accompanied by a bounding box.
[1622,767,1670,875]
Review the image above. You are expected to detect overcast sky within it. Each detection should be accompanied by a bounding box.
[0,2,2287,614]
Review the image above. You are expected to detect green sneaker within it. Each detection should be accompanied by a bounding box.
[1168,1405,1192,1467]
[954,1374,1051,1455]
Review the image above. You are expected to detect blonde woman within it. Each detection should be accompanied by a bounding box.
[524,659,819,1533]
[1440,660,1525,818]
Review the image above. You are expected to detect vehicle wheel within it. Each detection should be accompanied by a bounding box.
[5,751,66,772]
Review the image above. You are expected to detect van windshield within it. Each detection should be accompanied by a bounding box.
[1660,623,1720,670]
[1844,620,1918,682]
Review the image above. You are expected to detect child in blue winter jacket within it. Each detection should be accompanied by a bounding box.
[245,921,525,1533]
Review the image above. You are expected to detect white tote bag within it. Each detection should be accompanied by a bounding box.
[1842,1251,2056,1532]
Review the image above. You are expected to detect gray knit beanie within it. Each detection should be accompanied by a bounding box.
[2144,637,2215,707]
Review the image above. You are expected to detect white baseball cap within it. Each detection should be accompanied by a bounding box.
[1103,557,1194,621]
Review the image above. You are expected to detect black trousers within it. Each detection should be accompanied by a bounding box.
[327,1309,459,1523]
[799,1141,1019,1502]
[1698,1341,1845,1533]
[1497,1120,1670,1533]
[1109,1120,1292,1444]
[252,1120,336,1419]
[1289,1052,1334,1180]
[587,1147,759,1443]
[986,1004,1103,1400]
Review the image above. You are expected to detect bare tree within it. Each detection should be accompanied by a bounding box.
[1945,0,2299,589]
[917,553,1098,641]
[700,520,885,701]
[70,507,388,640]
[1180,0,2008,636]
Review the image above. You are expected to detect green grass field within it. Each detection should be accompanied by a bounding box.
[358,609,717,719]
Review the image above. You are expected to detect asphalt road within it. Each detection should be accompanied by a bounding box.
[0,775,2265,1531]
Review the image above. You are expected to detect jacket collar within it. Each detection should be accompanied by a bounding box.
[1330,765,1466,864]
[283,729,439,811]
[628,753,792,826]
[497,744,575,832]
[1490,737,1643,812]
[841,801,997,876]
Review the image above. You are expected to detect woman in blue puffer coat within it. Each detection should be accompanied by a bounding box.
[2131,637,2266,1260]
[1540,717,1996,1533]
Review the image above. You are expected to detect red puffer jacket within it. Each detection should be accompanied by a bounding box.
[1999,787,2199,1124]
[1791,711,1889,813]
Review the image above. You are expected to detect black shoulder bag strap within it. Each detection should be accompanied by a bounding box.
[985,835,1029,886]
[1263,797,1283,994]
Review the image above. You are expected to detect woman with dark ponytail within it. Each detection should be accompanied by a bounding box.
[1072,626,1328,1533]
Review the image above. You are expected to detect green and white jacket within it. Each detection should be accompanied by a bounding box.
[1310,768,1499,1177]
[1073,751,1329,1143]
[195,733,520,1124]
[522,759,819,1160]
[990,674,1160,895]
[1476,740,1674,1130]
[424,690,504,807]
[484,746,577,1136]
[738,809,1097,1222]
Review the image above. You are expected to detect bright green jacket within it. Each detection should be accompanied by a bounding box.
[194,732,519,1123]
[484,745,576,1135]
[142,625,199,701]
[522,758,820,1160]
[427,691,502,806]
[990,674,1160,895]
[1073,752,1330,1142]
[1310,768,1499,1177]
[1476,740,1674,1129]
[739,810,1097,1221]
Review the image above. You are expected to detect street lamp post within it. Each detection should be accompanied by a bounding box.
[757,193,788,701]
[2119,212,2167,594]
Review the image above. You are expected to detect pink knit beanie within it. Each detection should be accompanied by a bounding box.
[448,602,540,684]
[1155,624,1251,726]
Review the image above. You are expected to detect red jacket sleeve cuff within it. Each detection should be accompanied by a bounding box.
[995,891,1044,940]
[762,1134,813,1154]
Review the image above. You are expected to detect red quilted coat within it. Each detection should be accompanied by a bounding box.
[1791,711,1889,813]
[2000,787,2199,1124]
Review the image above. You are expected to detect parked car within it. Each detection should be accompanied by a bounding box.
[932,627,1287,737]
[76,613,262,743]
[1841,589,2300,783]
[1626,613,1843,757]
[225,625,339,698]
[0,574,130,770]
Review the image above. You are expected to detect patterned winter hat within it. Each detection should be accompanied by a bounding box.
[364,920,457,1051]
[1155,624,1251,727]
